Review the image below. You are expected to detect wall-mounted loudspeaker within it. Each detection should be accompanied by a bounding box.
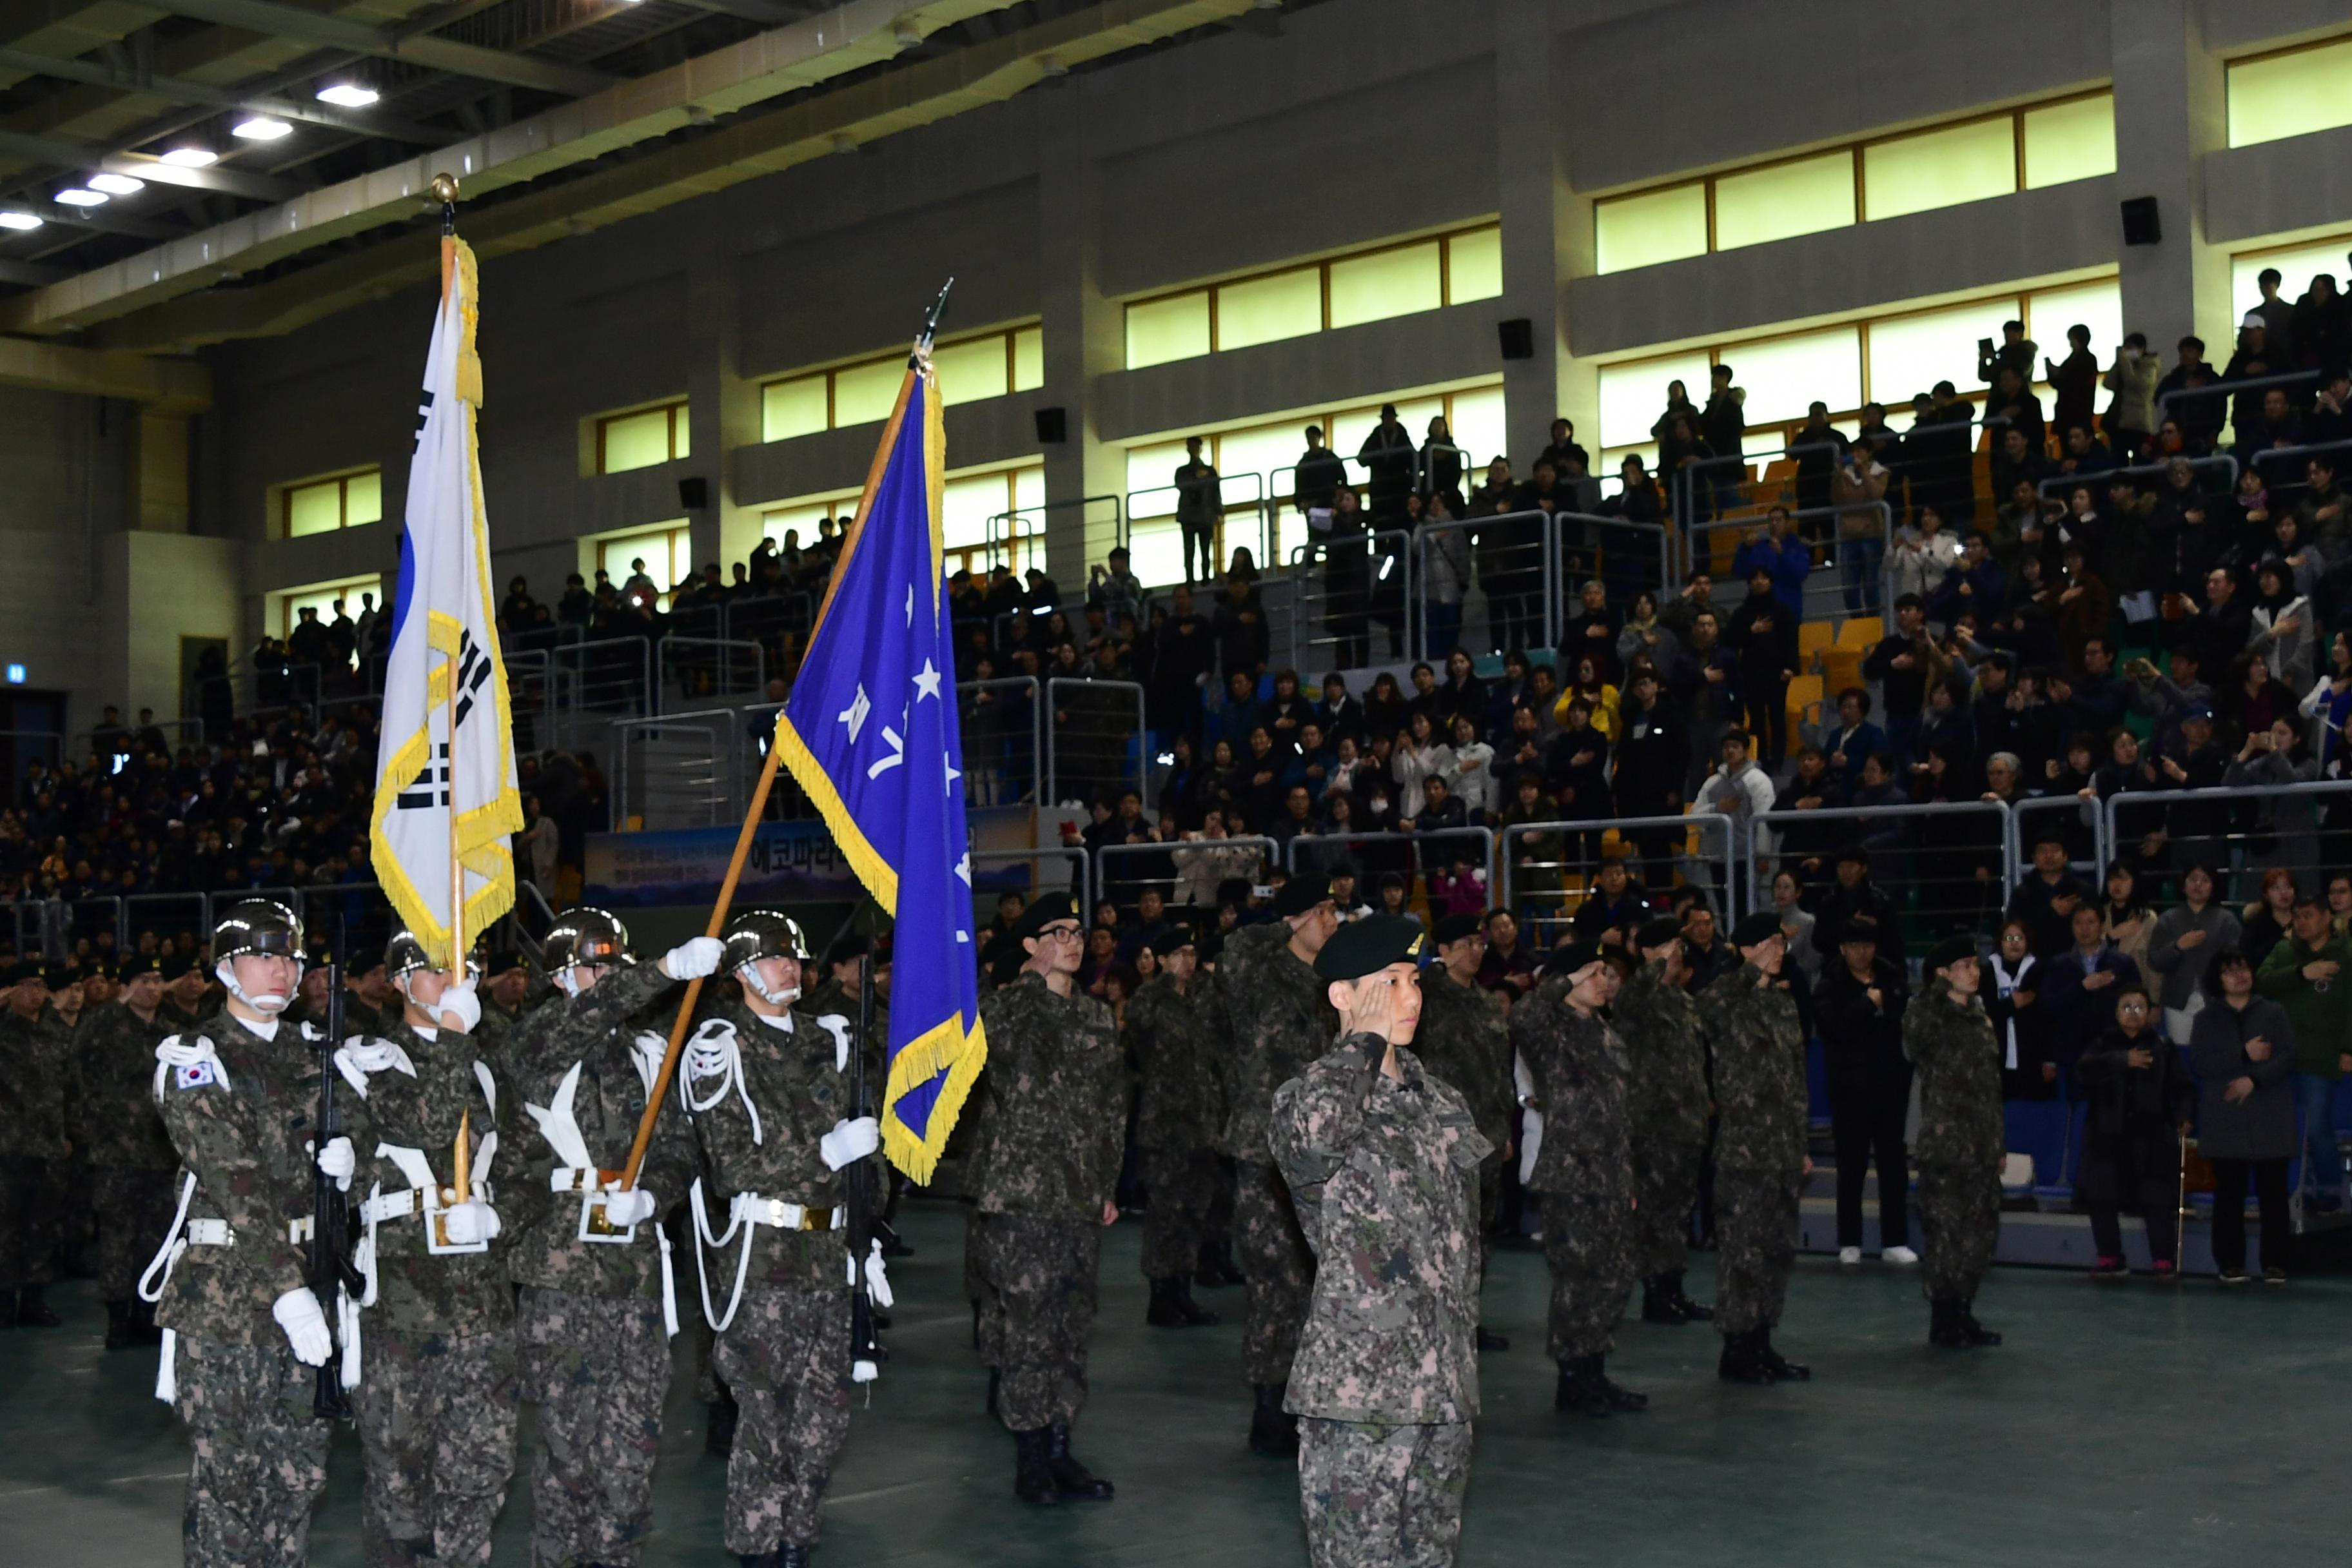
[1498,318,1535,360]
[2120,197,2161,247]
[677,476,709,509]
[1035,407,1068,444]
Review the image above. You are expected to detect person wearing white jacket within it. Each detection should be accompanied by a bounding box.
[1695,732,1779,916]
[1444,714,1497,821]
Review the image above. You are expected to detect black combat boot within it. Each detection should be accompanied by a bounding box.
[133,1297,164,1344]
[1046,1423,1114,1500]
[1928,1297,1967,1349]
[1554,1356,1612,1416]
[779,1547,812,1568]
[1667,1272,1714,1321]
[1248,1383,1298,1456]
[1957,1299,2003,1347]
[985,1366,1001,1420]
[1595,1357,1649,1412]
[1170,1277,1219,1326]
[734,1556,776,1568]
[707,1390,739,1457]
[1717,1328,1774,1385]
[1756,1329,1809,1381]
[104,1299,137,1351]
[15,1284,59,1328]
[1012,1427,1059,1505]
[1146,1279,1188,1328]
[1641,1275,1688,1324]
[1196,1240,1242,1289]
[1475,1324,1510,1352]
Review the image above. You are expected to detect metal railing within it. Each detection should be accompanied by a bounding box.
[2013,791,2107,880]
[2100,779,2352,899]
[1124,471,1270,587]
[123,892,211,954]
[1044,677,1144,809]
[1095,834,1277,914]
[1689,501,1894,622]
[1283,528,1413,673]
[968,848,1089,914]
[958,676,1042,809]
[658,636,767,710]
[1669,438,1848,536]
[723,591,818,652]
[1280,826,1496,911]
[611,710,734,830]
[1415,511,1551,662]
[551,636,654,725]
[1560,510,1675,606]
[1746,799,2014,936]
[2249,435,2352,484]
[1498,814,1734,943]
[988,495,1122,577]
[2035,451,2237,501]
[2155,367,2321,428]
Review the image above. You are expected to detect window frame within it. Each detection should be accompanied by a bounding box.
[277,467,382,539]
[273,574,382,639]
[761,460,1048,581]
[758,322,1044,444]
[594,400,690,475]
[2224,33,2352,148]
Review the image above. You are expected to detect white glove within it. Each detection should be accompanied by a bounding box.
[440,1200,502,1246]
[435,978,482,1034]
[600,1182,658,1228]
[314,1136,355,1191]
[863,1237,895,1309]
[661,937,724,981]
[819,1115,880,1171]
[272,1286,333,1367]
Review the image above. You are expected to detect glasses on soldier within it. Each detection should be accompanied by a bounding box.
[1039,923,1083,942]
[2117,1001,2148,1013]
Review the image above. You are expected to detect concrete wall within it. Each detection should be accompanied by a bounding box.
[0,386,132,728]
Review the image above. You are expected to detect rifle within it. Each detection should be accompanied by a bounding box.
[846,903,885,1381]
[310,950,360,1420]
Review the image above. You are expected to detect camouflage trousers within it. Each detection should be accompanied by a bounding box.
[709,1284,852,1554]
[517,1286,670,1568]
[172,1333,332,1568]
[1712,1166,1801,1337]
[92,1165,179,1300]
[1297,1418,1474,1568]
[353,1326,520,1568]
[1139,1146,1220,1280]
[1916,1160,2001,1302]
[971,1212,1101,1432]
[0,1153,66,1288]
[965,1212,1001,1369]
[1236,1160,1315,1386]
[1536,1188,1635,1361]
[1632,1137,1706,1280]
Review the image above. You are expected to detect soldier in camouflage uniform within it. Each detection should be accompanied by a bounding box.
[339,931,516,1568]
[146,900,353,1568]
[0,961,75,1326]
[1906,936,2005,1351]
[1699,912,1814,1386]
[162,950,217,1030]
[1621,918,1715,1326]
[1411,913,1516,1354]
[1272,916,1489,1568]
[1215,876,1340,1456]
[682,912,879,1567]
[968,894,1124,1505]
[1511,941,1645,1415]
[1127,927,1223,1329]
[506,908,723,1568]
[473,950,533,1062]
[72,952,180,1348]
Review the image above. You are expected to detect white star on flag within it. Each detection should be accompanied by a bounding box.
[913,660,942,702]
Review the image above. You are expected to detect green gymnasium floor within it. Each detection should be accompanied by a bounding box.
[5,1199,2344,1567]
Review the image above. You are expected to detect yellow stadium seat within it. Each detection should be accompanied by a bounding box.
[1821,648,1863,696]
[1835,614,1882,649]
[1798,620,1835,669]
[1783,675,1823,756]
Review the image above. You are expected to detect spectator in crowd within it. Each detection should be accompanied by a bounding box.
[1833,440,1892,613]
[1172,436,1221,583]
[1726,568,1797,767]
[2147,865,2240,1043]
[1985,918,2057,1102]
[2102,332,2160,451]
[2256,896,2352,1211]
[1814,914,1916,1268]
[2191,947,2298,1283]
[2046,323,2099,446]
[2075,982,2195,1279]
[2041,902,2143,1095]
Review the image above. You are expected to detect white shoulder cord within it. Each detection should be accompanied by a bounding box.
[152,1034,229,1102]
[682,1017,761,1146]
[687,1177,758,1333]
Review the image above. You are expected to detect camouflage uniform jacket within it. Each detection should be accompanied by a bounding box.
[1904,978,2004,1167]
[803,977,888,1091]
[1511,976,1632,1199]
[1699,965,1808,1173]
[505,961,698,1300]
[1215,921,1335,1162]
[683,995,858,1289]
[0,1004,73,1159]
[1619,961,1712,1149]
[1125,974,1224,1153]
[1271,1034,1492,1424]
[1411,967,1516,1159]
[71,1001,179,1170]
[968,972,1123,1220]
[341,1017,511,1333]
[152,1008,334,1345]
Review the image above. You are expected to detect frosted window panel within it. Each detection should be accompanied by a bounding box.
[933,337,1008,407]
[286,481,342,536]
[1328,242,1440,329]
[1447,385,1507,473]
[2024,94,2116,187]
[282,579,377,635]
[943,474,1008,550]
[1745,431,1792,460]
[1863,118,2015,220]
[762,503,843,549]
[1600,443,1660,478]
[1125,518,1187,589]
[1219,421,1315,508]
[2228,40,2352,148]
[762,376,827,442]
[2231,239,2349,311]
[1866,300,2011,406]
[672,411,690,462]
[1598,353,1709,449]
[600,408,671,473]
[345,471,382,527]
[1012,466,1045,514]
[1594,184,1707,274]
[1714,152,1854,250]
[1126,440,1190,519]
[1447,227,1503,302]
[831,360,901,428]
[1126,291,1209,369]
[1215,268,1320,351]
[2026,279,2122,366]
[599,531,668,585]
[1012,326,1043,391]
[1733,327,1861,426]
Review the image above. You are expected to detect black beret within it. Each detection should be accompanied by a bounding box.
[39,963,68,988]
[1636,917,1683,949]
[1431,912,1484,948]
[1730,912,1784,947]
[159,952,195,981]
[1149,926,1197,958]
[1275,876,1333,919]
[1313,914,1427,981]
[1010,894,1077,943]
[484,949,525,978]
[1547,939,1603,977]
[1841,916,1881,945]
[119,953,162,980]
[1925,936,1981,974]
[983,933,1026,987]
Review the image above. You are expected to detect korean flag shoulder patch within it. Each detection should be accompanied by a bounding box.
[175,1060,219,1091]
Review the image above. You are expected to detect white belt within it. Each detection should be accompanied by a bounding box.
[362,1184,497,1225]
[741,1195,845,1232]
[550,1166,608,1193]
[184,1216,315,1248]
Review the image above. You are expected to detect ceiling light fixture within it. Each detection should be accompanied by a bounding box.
[55,188,109,207]
[160,146,219,168]
[88,172,146,196]
[315,83,379,108]
[233,115,293,141]
[0,211,43,231]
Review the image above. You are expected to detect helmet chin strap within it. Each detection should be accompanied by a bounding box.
[554,968,587,998]
[216,958,291,1015]
[739,963,799,1008]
